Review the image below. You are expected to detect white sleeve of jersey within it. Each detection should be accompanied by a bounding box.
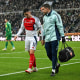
[35,17,41,30]
[17,18,24,36]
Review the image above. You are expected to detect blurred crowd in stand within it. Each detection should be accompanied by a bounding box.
[0,0,80,35]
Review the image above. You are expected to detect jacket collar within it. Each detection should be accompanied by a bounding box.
[46,10,52,16]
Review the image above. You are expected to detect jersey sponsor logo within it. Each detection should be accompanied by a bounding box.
[24,20,33,23]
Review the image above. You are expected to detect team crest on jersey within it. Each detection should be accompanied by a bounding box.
[30,20,33,23]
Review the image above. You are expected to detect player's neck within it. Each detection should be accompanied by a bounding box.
[27,15,32,19]
[6,21,8,23]
[47,10,51,14]
[29,15,32,18]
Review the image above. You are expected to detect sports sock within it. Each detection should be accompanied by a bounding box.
[29,54,35,69]
[10,41,15,48]
[5,42,8,48]
[33,56,36,67]
[52,69,55,73]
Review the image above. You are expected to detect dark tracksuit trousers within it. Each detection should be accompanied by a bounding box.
[45,40,59,69]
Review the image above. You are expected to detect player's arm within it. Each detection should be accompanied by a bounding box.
[55,14,64,37]
[35,17,42,31]
[55,14,65,43]
[41,26,45,45]
[40,17,46,45]
[14,19,24,40]
[35,17,45,45]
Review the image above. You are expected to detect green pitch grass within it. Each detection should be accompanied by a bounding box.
[0,41,80,80]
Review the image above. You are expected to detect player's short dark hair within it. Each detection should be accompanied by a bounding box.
[41,4,51,9]
[5,17,9,21]
[23,8,29,14]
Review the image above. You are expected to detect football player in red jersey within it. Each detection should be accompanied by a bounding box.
[14,8,41,73]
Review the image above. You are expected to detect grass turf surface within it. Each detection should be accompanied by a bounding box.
[0,41,80,80]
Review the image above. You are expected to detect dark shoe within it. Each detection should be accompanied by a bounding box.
[50,72,55,76]
[56,63,60,73]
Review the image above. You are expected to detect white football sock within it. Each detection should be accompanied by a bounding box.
[52,69,55,73]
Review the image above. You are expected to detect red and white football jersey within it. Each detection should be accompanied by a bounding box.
[17,16,41,37]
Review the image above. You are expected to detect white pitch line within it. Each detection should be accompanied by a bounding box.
[0,51,25,55]
[0,57,26,59]
[70,47,80,48]
[0,57,49,60]
[0,50,44,55]
[0,57,80,61]
[71,59,80,60]
[61,62,80,66]
[0,62,80,77]
[0,71,25,77]
[0,46,80,55]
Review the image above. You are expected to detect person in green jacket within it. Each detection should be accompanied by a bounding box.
[2,18,15,51]
[41,4,65,76]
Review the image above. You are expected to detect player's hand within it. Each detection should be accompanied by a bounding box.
[62,36,66,43]
[41,40,45,46]
[14,35,18,40]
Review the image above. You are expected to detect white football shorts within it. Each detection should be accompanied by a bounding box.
[25,36,37,51]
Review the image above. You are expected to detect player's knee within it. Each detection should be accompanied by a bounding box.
[30,49,35,54]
